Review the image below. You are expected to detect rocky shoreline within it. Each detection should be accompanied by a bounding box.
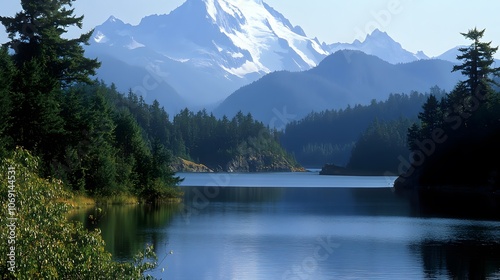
[170,156,305,173]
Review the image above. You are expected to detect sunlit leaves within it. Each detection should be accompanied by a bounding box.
[0,148,158,279]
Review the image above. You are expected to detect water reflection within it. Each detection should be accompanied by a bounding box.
[69,203,179,261]
[70,176,500,279]
[412,240,500,279]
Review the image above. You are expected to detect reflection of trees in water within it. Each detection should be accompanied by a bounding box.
[411,240,500,279]
[183,186,285,203]
[69,203,179,261]
[183,186,413,217]
[395,187,500,221]
[412,222,500,279]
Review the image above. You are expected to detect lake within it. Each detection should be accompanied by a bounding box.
[71,171,500,279]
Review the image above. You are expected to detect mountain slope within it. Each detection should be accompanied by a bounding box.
[214,50,464,126]
[87,0,328,108]
[85,52,187,114]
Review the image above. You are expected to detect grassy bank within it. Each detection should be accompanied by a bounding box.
[64,192,183,210]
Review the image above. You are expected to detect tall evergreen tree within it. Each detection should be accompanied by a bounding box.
[399,28,500,191]
[0,47,14,155]
[0,0,100,85]
[417,95,443,138]
[1,0,101,174]
[452,28,500,95]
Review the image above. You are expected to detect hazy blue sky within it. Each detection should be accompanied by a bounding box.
[1,0,499,58]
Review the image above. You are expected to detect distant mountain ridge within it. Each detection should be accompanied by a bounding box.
[214,50,464,126]
[85,0,477,115]
[324,29,429,64]
[87,0,328,110]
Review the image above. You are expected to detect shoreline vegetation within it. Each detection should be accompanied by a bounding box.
[1,148,160,278]
[1,0,499,278]
[0,1,303,277]
[391,28,500,216]
[321,28,500,215]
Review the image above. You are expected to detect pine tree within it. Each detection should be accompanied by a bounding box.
[418,95,443,138]
[0,47,14,155]
[452,28,500,96]
[449,28,500,131]
[83,86,119,195]
[0,0,101,174]
[0,0,100,86]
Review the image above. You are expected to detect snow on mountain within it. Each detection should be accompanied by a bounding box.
[91,0,327,78]
[324,29,429,64]
[88,0,329,107]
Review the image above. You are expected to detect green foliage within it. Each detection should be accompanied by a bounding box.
[52,82,183,201]
[452,28,500,94]
[408,28,500,150]
[6,56,65,168]
[0,0,100,85]
[281,90,443,166]
[0,47,14,156]
[348,118,412,174]
[167,108,299,171]
[404,28,500,188]
[0,148,158,279]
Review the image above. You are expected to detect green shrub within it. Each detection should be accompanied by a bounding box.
[0,147,158,279]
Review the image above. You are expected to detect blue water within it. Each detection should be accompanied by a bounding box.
[76,172,500,279]
[177,170,397,188]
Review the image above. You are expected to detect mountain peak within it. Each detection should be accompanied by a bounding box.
[88,0,328,106]
[171,0,327,75]
[368,29,388,37]
[105,15,124,24]
[364,29,400,46]
[326,29,427,64]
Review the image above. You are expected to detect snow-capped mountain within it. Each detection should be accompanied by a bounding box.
[87,0,328,108]
[324,29,429,64]
[88,0,470,114]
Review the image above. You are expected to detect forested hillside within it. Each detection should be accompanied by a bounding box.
[215,50,461,125]
[119,90,301,172]
[280,87,446,167]
[0,0,300,202]
[395,28,500,195]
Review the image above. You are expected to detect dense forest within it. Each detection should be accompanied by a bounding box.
[0,9,299,201]
[0,43,184,201]
[0,0,301,278]
[395,28,500,201]
[347,117,414,175]
[112,88,300,173]
[280,88,446,168]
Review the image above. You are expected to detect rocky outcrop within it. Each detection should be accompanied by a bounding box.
[223,154,305,173]
[170,157,213,173]
[319,163,384,176]
[171,153,305,173]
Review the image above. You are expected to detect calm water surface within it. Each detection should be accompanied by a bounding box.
[72,172,500,279]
